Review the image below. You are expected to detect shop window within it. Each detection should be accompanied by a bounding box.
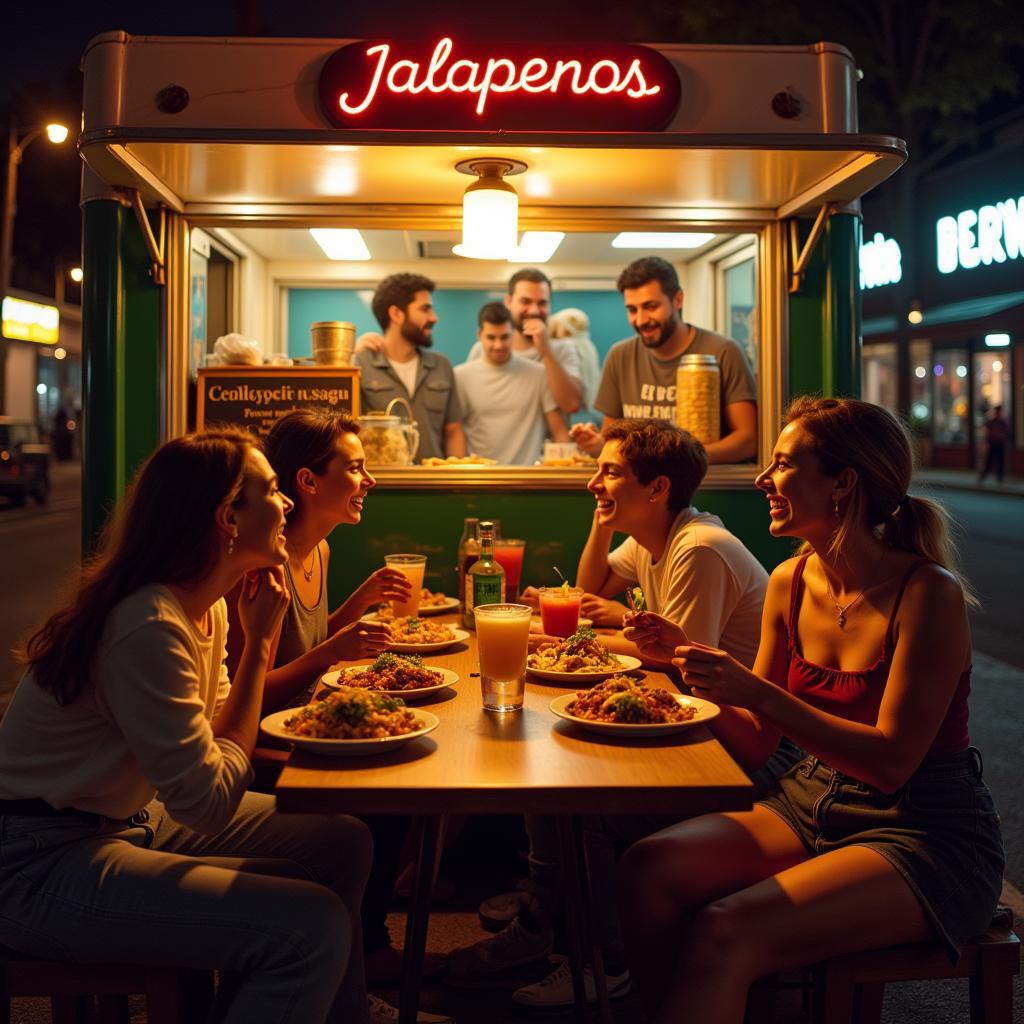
[908,340,932,435]
[973,351,1011,460]
[715,246,758,382]
[932,349,970,446]
[862,343,897,413]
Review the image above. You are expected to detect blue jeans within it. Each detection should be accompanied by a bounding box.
[0,791,372,1024]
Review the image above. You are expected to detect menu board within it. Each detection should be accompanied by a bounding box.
[197,366,360,439]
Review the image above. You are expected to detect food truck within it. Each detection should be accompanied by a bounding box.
[77,32,905,596]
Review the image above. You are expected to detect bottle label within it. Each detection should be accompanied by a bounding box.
[469,575,504,610]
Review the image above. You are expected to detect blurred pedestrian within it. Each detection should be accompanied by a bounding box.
[978,404,1010,484]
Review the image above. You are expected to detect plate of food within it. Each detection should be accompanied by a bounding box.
[367,591,459,620]
[322,653,458,701]
[385,616,470,653]
[261,686,439,756]
[549,676,719,736]
[420,455,497,467]
[527,627,641,682]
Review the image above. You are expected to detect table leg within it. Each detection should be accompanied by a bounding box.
[556,815,591,1024]
[399,814,443,1024]
[568,816,613,1024]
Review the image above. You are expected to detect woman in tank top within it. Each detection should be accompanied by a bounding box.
[618,397,1004,1024]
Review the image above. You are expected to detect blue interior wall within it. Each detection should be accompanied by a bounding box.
[287,287,630,365]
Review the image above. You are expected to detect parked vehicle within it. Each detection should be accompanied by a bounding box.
[0,418,51,506]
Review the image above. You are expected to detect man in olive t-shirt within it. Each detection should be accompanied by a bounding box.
[572,256,757,464]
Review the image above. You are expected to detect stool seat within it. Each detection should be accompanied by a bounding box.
[812,907,1020,1024]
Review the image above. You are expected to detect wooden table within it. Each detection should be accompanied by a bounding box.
[275,617,752,1023]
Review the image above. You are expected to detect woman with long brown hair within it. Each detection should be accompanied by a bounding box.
[0,429,375,1024]
[620,397,1004,1023]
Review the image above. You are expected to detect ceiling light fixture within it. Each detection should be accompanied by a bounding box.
[452,158,527,260]
[611,231,716,249]
[508,231,565,264]
[309,228,371,261]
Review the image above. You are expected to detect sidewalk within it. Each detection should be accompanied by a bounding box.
[913,467,1024,497]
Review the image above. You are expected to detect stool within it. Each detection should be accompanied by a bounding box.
[0,946,205,1024]
[812,907,1020,1024]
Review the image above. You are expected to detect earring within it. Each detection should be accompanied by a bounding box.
[833,497,840,518]
[228,531,237,555]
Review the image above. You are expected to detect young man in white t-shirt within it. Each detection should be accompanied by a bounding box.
[452,420,799,1002]
[455,303,570,465]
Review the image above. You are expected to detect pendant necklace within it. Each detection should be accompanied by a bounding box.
[301,549,316,583]
[823,553,884,629]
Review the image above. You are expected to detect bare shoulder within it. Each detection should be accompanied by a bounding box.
[319,539,331,567]
[763,554,802,612]
[900,560,965,614]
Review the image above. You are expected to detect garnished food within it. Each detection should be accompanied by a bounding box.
[388,616,457,644]
[566,676,697,724]
[625,586,647,613]
[283,686,420,739]
[542,453,597,467]
[528,626,621,673]
[375,589,449,620]
[335,653,444,692]
[420,454,497,467]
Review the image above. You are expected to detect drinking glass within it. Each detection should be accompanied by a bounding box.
[538,586,583,638]
[474,603,533,712]
[492,539,526,603]
[384,553,427,617]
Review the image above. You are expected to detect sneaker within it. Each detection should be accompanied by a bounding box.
[477,880,534,931]
[512,956,632,1008]
[368,994,455,1023]
[448,919,555,978]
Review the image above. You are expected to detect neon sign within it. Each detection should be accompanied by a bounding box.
[859,231,902,289]
[318,39,682,132]
[936,196,1024,274]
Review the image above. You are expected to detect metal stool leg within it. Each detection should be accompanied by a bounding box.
[556,815,590,1024]
[399,814,443,1024]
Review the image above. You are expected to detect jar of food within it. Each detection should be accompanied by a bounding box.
[675,354,720,445]
[357,398,420,466]
[310,321,356,366]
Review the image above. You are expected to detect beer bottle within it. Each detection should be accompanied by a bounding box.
[465,521,505,631]
[457,517,480,622]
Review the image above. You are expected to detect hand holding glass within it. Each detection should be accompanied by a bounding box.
[384,554,427,617]
[474,603,533,712]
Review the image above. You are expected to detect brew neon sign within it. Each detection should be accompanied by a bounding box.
[318,39,682,132]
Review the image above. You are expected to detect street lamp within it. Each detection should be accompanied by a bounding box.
[0,118,70,412]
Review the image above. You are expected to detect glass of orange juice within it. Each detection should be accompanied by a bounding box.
[384,554,427,617]
[473,603,533,712]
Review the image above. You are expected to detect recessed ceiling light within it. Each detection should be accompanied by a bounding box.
[611,232,715,249]
[508,232,565,264]
[309,228,371,260]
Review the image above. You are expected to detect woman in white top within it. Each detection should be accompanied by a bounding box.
[0,428,374,1024]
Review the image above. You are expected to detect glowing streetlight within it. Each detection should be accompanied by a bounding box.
[45,123,70,144]
[69,267,83,283]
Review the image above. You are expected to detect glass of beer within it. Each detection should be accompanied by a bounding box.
[474,603,533,712]
[538,585,583,638]
[492,539,526,603]
[384,554,427,617]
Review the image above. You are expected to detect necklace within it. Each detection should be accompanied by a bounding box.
[822,554,885,629]
[301,549,316,583]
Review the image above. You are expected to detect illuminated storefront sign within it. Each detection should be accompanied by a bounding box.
[318,38,682,131]
[859,231,902,289]
[936,195,1024,274]
[1,296,59,344]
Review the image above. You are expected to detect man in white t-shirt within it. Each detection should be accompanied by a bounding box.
[465,268,583,416]
[455,303,570,465]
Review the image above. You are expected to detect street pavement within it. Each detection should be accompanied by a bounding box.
[0,466,1021,1022]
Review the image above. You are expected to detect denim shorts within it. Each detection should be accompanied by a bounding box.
[759,746,1005,961]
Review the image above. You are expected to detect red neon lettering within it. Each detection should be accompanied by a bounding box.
[337,38,662,117]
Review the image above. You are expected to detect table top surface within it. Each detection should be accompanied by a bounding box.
[274,614,753,815]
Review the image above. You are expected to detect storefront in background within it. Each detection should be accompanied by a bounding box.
[1,291,82,448]
[861,131,1023,476]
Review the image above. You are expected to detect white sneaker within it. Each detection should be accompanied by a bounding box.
[368,993,455,1023]
[512,956,631,1008]
[448,918,554,978]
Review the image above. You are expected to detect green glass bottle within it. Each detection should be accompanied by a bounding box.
[465,520,505,631]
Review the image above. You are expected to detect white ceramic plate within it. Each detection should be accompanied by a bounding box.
[387,627,470,654]
[526,654,643,683]
[548,692,719,736]
[364,597,459,620]
[320,665,459,701]
[260,706,439,756]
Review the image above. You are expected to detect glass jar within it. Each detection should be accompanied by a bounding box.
[675,353,720,445]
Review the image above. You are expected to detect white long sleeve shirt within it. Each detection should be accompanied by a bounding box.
[0,585,253,834]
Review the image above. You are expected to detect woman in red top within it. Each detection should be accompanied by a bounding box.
[620,397,1004,1024]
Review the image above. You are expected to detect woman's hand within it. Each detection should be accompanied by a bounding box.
[672,642,767,709]
[623,611,686,663]
[518,586,541,610]
[326,619,392,663]
[353,567,413,609]
[580,593,627,627]
[237,566,290,643]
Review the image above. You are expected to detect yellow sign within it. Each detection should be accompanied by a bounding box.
[2,296,60,344]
